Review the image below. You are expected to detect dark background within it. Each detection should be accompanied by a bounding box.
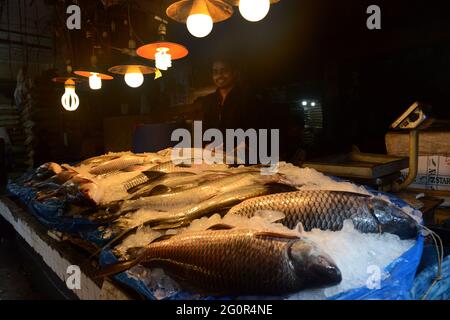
[2,0,450,164]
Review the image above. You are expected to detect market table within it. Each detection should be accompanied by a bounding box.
[0,196,132,300]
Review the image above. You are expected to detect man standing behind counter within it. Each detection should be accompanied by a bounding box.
[194,57,260,135]
[192,56,304,165]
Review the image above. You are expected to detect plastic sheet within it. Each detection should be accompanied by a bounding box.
[7,180,105,244]
[410,254,450,300]
[8,176,425,300]
[98,189,424,300]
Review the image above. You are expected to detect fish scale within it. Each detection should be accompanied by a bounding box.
[89,156,149,175]
[228,190,419,239]
[123,173,151,191]
[228,190,378,232]
[134,229,329,295]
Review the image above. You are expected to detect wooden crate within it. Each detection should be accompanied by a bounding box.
[303,152,409,179]
[386,131,450,157]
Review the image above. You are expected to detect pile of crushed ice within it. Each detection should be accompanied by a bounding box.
[115,212,417,300]
[290,220,415,299]
[91,150,421,300]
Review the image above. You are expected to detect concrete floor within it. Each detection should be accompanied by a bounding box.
[0,218,45,300]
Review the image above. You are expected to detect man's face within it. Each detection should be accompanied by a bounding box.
[212,61,236,89]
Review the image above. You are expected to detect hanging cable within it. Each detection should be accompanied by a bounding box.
[17,0,26,65]
[23,0,29,66]
[34,0,41,74]
[419,225,444,300]
[6,0,13,78]
[127,0,144,45]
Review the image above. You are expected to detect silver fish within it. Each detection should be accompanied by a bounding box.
[89,155,151,175]
[120,172,287,213]
[228,190,419,239]
[150,160,229,173]
[121,171,169,192]
[98,227,342,295]
[127,172,231,199]
[76,154,121,167]
[101,183,297,251]
[119,161,228,192]
[139,183,297,230]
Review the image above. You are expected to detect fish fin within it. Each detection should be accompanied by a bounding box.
[254,231,300,241]
[176,163,192,168]
[328,190,371,198]
[95,259,141,279]
[125,247,143,259]
[150,234,175,243]
[151,222,185,230]
[206,224,235,231]
[142,171,166,180]
[264,183,298,193]
[88,226,139,261]
[105,201,122,214]
[148,185,172,196]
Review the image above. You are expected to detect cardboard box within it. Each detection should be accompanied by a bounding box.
[401,156,450,191]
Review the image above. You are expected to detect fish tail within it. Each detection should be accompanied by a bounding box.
[107,227,138,248]
[145,213,185,229]
[87,227,139,261]
[96,259,141,278]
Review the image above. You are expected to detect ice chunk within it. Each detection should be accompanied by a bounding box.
[127,266,181,300]
[289,220,415,299]
[277,163,371,195]
[115,226,162,256]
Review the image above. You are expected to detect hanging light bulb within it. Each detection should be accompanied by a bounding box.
[186,12,213,38]
[166,0,233,38]
[109,39,156,88]
[186,0,213,38]
[136,20,188,74]
[124,69,144,88]
[88,73,102,90]
[61,79,80,111]
[155,47,172,70]
[74,54,113,90]
[239,0,271,22]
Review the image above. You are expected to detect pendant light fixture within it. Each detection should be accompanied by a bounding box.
[166,0,233,38]
[74,54,114,90]
[136,18,188,72]
[60,79,80,111]
[108,39,156,88]
[52,73,84,112]
[224,0,280,22]
[109,4,156,88]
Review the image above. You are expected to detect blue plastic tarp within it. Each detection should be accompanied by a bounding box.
[7,180,105,245]
[98,191,425,300]
[7,177,426,300]
[410,254,450,300]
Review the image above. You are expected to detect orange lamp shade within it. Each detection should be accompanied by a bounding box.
[166,0,233,23]
[107,64,156,75]
[52,76,84,84]
[136,42,189,61]
[224,0,280,5]
[73,71,114,80]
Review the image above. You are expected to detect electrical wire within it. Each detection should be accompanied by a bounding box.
[23,0,29,66]
[18,0,25,65]
[127,0,144,45]
[6,0,13,78]
[34,0,41,74]
[419,225,444,300]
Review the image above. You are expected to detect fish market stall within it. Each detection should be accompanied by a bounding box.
[2,0,450,304]
[1,148,430,300]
